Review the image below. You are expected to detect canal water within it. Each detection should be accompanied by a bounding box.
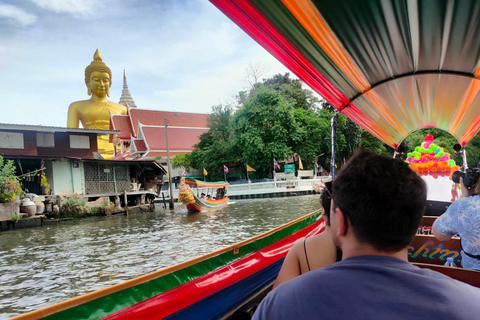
[0,195,321,319]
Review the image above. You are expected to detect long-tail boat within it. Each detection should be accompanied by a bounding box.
[178,178,229,213]
[11,0,480,319]
[10,210,325,320]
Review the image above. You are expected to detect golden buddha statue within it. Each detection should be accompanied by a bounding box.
[67,49,127,159]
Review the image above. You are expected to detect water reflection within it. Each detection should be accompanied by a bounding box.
[0,195,320,318]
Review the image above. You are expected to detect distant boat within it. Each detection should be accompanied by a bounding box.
[178,178,229,213]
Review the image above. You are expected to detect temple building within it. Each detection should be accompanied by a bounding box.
[110,109,209,165]
[118,70,137,109]
[111,71,209,167]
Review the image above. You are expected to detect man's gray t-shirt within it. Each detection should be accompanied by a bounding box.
[253,255,480,320]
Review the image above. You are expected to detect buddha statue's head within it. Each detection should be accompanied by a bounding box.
[85,49,112,97]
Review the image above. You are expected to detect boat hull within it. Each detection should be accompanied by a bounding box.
[186,196,229,213]
[11,211,324,320]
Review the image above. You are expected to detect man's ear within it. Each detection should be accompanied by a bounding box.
[335,207,347,237]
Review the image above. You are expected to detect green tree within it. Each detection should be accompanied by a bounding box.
[466,133,480,167]
[189,105,238,181]
[292,108,325,169]
[263,73,320,110]
[172,153,192,170]
[233,86,300,178]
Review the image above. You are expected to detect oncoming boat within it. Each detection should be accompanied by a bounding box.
[178,178,229,213]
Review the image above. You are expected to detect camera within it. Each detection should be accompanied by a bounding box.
[451,168,480,188]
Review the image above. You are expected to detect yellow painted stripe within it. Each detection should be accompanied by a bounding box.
[449,79,480,135]
[9,209,322,320]
[281,0,371,93]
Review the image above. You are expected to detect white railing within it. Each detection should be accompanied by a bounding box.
[158,176,331,200]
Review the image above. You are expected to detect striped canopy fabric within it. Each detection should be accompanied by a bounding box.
[185,178,230,188]
[211,0,480,148]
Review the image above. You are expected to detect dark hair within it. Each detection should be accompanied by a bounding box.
[332,149,427,252]
[321,181,332,225]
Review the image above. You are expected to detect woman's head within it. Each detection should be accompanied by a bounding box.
[321,181,332,225]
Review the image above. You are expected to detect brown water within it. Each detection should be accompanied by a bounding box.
[0,195,320,319]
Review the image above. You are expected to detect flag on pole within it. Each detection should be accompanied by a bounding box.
[223,165,229,173]
[246,164,256,172]
[273,158,281,170]
[203,168,208,175]
[181,167,186,176]
[298,155,304,170]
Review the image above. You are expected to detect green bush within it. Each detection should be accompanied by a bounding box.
[11,212,23,223]
[60,197,90,218]
[100,200,115,216]
[0,156,23,203]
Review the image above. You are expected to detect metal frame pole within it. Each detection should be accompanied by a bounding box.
[165,118,174,209]
[331,111,338,179]
[462,147,468,169]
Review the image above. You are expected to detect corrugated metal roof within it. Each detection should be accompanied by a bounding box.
[0,123,119,135]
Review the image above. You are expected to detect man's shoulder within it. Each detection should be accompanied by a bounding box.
[254,258,480,320]
[274,256,480,299]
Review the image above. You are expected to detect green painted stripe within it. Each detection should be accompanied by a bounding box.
[249,0,360,99]
[43,212,322,320]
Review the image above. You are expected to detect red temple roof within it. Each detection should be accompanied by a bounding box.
[140,125,207,151]
[132,139,147,153]
[110,115,133,140]
[129,109,209,137]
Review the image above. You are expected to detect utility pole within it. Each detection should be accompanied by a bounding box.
[165,118,174,209]
[331,111,338,179]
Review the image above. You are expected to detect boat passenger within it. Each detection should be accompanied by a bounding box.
[206,194,211,200]
[253,150,480,320]
[273,181,339,288]
[433,175,480,270]
[200,193,206,199]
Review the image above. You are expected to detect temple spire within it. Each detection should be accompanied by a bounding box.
[118,70,137,108]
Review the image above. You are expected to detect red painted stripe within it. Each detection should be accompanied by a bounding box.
[210,0,349,108]
[101,218,326,320]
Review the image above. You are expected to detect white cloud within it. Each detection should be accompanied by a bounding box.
[29,0,98,16]
[0,0,305,127]
[0,4,37,26]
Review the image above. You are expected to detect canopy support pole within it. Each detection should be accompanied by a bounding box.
[462,147,468,169]
[331,111,339,179]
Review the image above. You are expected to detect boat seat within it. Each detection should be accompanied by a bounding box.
[409,235,461,266]
[413,262,480,288]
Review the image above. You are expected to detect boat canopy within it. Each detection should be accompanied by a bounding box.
[211,0,480,148]
[185,178,230,188]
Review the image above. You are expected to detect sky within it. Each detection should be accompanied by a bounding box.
[0,0,295,127]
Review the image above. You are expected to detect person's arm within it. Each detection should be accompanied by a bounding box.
[273,239,303,289]
[433,199,462,241]
[432,224,453,241]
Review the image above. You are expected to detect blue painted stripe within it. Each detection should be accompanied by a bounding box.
[164,259,284,320]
